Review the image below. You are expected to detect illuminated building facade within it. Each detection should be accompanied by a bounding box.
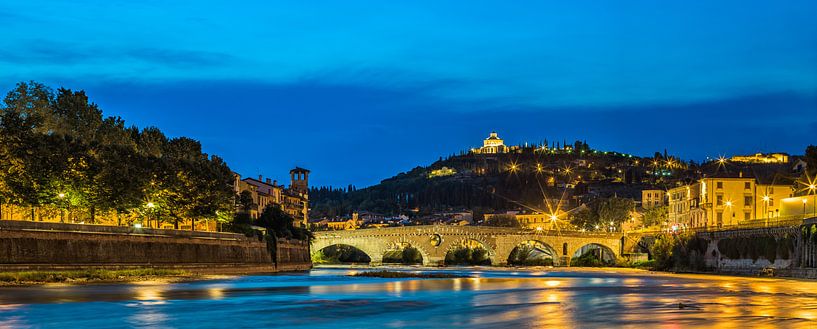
[472,131,509,154]
[730,153,789,164]
[641,189,666,209]
[234,167,310,227]
[665,173,793,228]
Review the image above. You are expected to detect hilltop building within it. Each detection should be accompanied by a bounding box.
[234,167,310,227]
[472,132,509,154]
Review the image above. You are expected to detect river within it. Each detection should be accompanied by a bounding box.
[1,267,816,328]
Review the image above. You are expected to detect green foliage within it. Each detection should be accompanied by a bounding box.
[642,206,668,227]
[314,245,371,264]
[254,204,313,241]
[444,246,491,265]
[484,214,520,228]
[571,250,607,267]
[570,197,635,231]
[804,145,817,177]
[0,268,188,284]
[715,236,794,263]
[507,243,555,266]
[382,246,423,264]
[0,81,235,226]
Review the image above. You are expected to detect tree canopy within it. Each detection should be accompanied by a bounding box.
[0,81,234,227]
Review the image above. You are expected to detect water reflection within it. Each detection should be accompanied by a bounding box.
[0,268,816,328]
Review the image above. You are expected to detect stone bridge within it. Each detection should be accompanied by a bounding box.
[313,225,625,266]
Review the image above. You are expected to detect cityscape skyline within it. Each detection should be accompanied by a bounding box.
[2,1,816,187]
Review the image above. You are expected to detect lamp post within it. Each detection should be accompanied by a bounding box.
[57,193,66,223]
[725,201,733,227]
[803,199,808,219]
[762,195,770,226]
[146,202,155,228]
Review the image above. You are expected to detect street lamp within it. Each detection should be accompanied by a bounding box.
[803,199,808,218]
[762,195,770,226]
[58,193,66,223]
[146,202,155,228]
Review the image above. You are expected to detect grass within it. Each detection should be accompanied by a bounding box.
[350,270,467,279]
[0,268,190,284]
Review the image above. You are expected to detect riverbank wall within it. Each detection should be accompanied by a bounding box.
[694,223,816,279]
[0,220,311,273]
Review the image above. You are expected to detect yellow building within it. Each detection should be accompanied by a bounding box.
[731,153,789,164]
[485,212,565,230]
[472,131,509,154]
[755,183,794,219]
[234,167,310,227]
[667,173,794,228]
[641,189,666,209]
[779,195,817,218]
[667,183,706,228]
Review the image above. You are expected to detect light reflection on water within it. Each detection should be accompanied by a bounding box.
[0,267,816,328]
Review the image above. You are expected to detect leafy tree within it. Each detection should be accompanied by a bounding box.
[484,214,520,228]
[805,145,817,177]
[642,205,668,227]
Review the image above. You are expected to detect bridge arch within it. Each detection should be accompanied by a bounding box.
[381,240,430,265]
[506,240,559,266]
[313,243,373,264]
[444,238,494,265]
[571,243,617,266]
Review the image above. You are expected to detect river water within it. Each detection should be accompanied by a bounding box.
[1,267,816,328]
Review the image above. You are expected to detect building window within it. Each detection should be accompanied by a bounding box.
[716,195,723,206]
[744,212,751,220]
[717,212,723,222]
[770,199,774,206]
[744,196,752,206]
[716,182,723,189]
[744,182,751,189]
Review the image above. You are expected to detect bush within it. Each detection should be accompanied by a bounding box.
[445,246,491,265]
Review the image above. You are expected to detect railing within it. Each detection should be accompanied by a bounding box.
[629,215,812,236]
[0,220,248,241]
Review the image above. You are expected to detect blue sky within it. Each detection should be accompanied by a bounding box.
[1,1,816,187]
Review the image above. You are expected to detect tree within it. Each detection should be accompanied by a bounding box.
[256,204,296,238]
[642,206,668,227]
[484,214,520,228]
[805,145,817,177]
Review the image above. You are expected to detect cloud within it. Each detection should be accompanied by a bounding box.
[0,40,234,68]
[35,78,815,187]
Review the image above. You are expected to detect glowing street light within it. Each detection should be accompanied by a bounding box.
[725,201,733,207]
[146,202,155,208]
[57,193,66,223]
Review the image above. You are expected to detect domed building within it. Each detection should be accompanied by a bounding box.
[473,131,509,154]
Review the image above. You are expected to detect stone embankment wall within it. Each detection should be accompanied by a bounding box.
[0,220,311,273]
[274,238,312,271]
[696,226,806,277]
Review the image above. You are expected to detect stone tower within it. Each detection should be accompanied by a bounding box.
[290,167,310,194]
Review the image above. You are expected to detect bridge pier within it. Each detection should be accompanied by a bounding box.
[560,256,571,267]
[423,256,445,267]
[369,255,383,267]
